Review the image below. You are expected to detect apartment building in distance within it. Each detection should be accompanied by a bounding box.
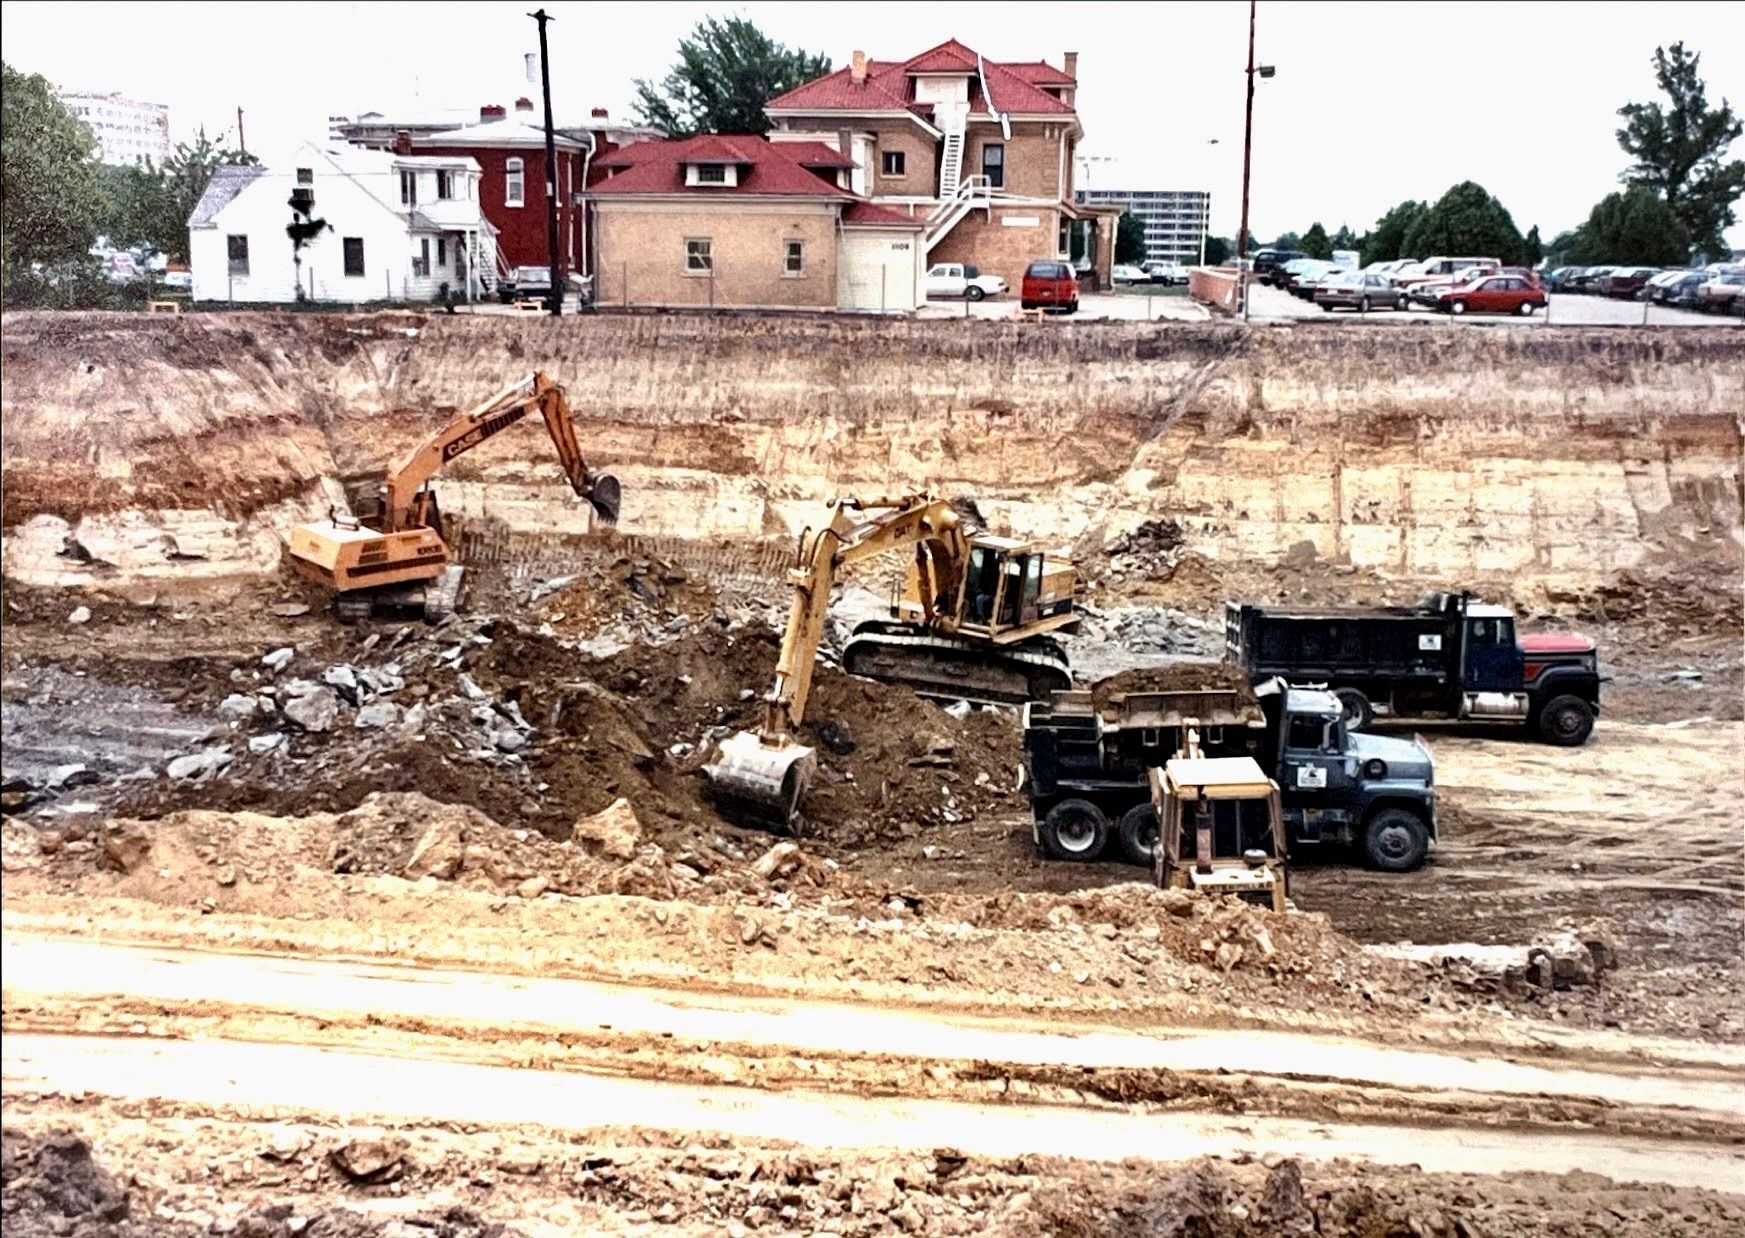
[1076,188,1211,266]
[764,39,1122,290]
[58,89,171,166]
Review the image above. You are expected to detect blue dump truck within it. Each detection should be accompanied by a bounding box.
[1022,672,1438,872]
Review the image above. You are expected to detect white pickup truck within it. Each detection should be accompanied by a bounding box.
[924,263,1007,302]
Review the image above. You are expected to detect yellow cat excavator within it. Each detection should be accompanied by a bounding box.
[288,371,619,621]
[704,494,1081,831]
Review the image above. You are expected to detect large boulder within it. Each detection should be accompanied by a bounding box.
[571,797,643,860]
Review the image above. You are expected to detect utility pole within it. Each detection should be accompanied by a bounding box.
[1237,0,1256,315]
[236,107,246,155]
[531,8,563,317]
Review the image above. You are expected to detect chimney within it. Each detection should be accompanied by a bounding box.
[850,50,867,84]
[514,97,534,113]
[480,104,506,122]
[591,106,609,119]
[1063,51,1078,80]
[393,129,413,156]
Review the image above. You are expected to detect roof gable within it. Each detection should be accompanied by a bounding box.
[590,135,852,198]
[768,41,1077,117]
[902,39,980,72]
[188,165,265,228]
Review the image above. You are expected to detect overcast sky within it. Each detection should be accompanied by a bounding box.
[5,0,1741,246]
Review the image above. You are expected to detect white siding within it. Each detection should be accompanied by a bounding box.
[838,228,923,313]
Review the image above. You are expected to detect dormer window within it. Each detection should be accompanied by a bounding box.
[685,161,738,187]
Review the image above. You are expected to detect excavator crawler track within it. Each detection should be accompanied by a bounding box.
[840,622,1072,706]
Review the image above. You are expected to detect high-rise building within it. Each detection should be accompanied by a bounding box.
[58,90,171,166]
[1075,188,1210,265]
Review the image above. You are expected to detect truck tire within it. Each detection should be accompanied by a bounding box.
[1537,695,1595,746]
[1039,798,1109,862]
[1116,803,1160,867]
[1334,688,1374,731]
[967,285,985,302]
[1363,808,1429,872]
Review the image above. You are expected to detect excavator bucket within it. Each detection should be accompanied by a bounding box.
[703,730,816,833]
[586,474,622,525]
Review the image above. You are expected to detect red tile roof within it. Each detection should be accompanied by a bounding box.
[768,40,1077,117]
[1007,60,1076,86]
[842,200,924,227]
[903,39,980,72]
[778,140,858,169]
[589,135,852,198]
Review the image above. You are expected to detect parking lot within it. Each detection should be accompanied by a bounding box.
[1242,280,1738,326]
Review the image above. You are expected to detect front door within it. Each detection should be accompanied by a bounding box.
[1462,617,1523,692]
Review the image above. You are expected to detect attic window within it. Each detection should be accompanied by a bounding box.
[296,167,313,184]
[695,163,727,184]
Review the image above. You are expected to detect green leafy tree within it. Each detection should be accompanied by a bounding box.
[1300,222,1332,260]
[1401,181,1526,264]
[1523,225,1543,266]
[95,128,256,263]
[633,17,831,137]
[1567,187,1690,265]
[1360,199,1428,265]
[1115,212,1147,264]
[1270,230,1301,251]
[1546,229,1582,267]
[1203,236,1232,265]
[1616,42,1744,261]
[1,63,102,269]
[1330,224,1359,252]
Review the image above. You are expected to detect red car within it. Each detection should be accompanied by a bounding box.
[1434,273,1548,316]
[1020,260,1078,313]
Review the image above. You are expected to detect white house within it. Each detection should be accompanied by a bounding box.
[188,141,489,305]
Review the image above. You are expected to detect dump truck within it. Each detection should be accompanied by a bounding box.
[1022,675,1437,872]
[1225,593,1601,745]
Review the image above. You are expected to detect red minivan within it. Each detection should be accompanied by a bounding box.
[1021,260,1079,313]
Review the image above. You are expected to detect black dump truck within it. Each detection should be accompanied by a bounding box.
[1225,593,1601,746]
[1022,678,1438,872]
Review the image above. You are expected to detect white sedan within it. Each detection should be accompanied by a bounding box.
[1111,264,1149,285]
[924,263,1007,302]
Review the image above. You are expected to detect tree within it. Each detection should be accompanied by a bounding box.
[93,127,256,263]
[1203,236,1232,265]
[633,17,831,137]
[1,62,102,269]
[1401,181,1526,265]
[1523,225,1543,266]
[1270,230,1301,251]
[1546,229,1583,267]
[1567,187,1690,266]
[1300,222,1332,260]
[1360,199,1428,265]
[1114,212,1147,264]
[1616,42,1745,260]
[1330,224,1359,252]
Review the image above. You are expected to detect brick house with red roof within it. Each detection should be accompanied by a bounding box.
[763,39,1121,293]
[587,135,925,312]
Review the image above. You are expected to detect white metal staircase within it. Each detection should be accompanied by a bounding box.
[925,174,991,253]
[939,130,965,199]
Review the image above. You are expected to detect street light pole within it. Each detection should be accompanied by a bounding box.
[531,8,562,318]
[1237,0,1257,316]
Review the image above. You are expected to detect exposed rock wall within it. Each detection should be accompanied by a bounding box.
[3,311,1739,591]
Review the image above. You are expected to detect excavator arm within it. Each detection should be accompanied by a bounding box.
[705,495,968,830]
[383,371,619,533]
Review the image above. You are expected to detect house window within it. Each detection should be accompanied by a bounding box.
[413,238,430,277]
[400,170,417,207]
[437,238,447,266]
[881,150,906,178]
[436,170,452,199]
[784,240,804,275]
[685,238,713,273]
[982,142,1004,189]
[290,185,314,213]
[296,167,313,185]
[226,234,249,276]
[695,163,727,184]
[505,157,524,205]
[343,237,365,277]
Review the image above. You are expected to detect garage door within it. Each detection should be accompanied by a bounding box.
[839,229,921,313]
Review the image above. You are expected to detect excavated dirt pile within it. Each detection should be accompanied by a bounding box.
[1088,662,1257,711]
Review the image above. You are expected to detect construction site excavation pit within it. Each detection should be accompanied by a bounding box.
[3,310,1742,1234]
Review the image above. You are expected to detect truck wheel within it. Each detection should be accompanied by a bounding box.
[1039,798,1109,862]
[1116,804,1160,867]
[1537,695,1595,746]
[967,285,985,302]
[1363,808,1429,872]
[1334,689,1373,731]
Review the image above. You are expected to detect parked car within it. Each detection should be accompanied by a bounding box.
[1392,256,1499,289]
[924,262,1007,302]
[1544,266,1585,292]
[1110,264,1149,285]
[159,271,193,291]
[1603,266,1661,298]
[1636,270,1686,300]
[497,265,553,304]
[1566,266,1615,294]
[1254,248,1307,285]
[1316,271,1409,312]
[1696,271,1745,313]
[1284,260,1339,299]
[1433,273,1547,316]
[1020,259,1079,312]
[1143,260,1189,285]
[1657,271,1708,307]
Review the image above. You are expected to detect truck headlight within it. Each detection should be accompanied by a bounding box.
[1363,758,1387,779]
